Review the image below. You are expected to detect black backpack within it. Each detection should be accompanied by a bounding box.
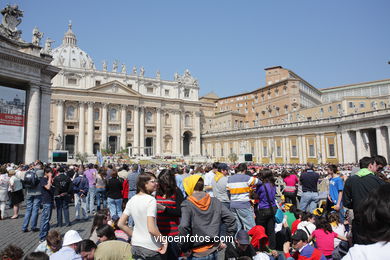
[23,170,40,188]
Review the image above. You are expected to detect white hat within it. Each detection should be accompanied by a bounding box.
[62,230,82,246]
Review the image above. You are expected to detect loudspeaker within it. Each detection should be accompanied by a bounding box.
[244,153,253,161]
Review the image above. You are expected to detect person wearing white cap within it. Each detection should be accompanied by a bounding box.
[50,230,82,260]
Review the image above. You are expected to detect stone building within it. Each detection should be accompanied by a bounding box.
[0,5,59,164]
[201,66,390,164]
[48,24,201,158]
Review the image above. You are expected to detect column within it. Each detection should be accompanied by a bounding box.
[172,110,181,155]
[156,108,162,155]
[356,129,365,160]
[56,100,64,149]
[376,127,386,156]
[78,102,85,153]
[25,84,41,163]
[194,111,201,155]
[140,106,145,155]
[133,106,139,155]
[336,132,343,163]
[120,105,127,150]
[320,134,326,164]
[342,131,355,163]
[101,103,108,150]
[298,136,303,164]
[315,134,321,164]
[301,135,307,163]
[39,87,51,162]
[87,102,94,155]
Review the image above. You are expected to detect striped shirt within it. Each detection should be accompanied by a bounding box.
[156,194,180,236]
[227,173,259,209]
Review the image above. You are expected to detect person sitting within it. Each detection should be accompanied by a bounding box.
[79,239,97,260]
[24,252,49,260]
[93,225,133,260]
[35,229,62,256]
[283,230,326,260]
[50,230,83,260]
[225,229,257,259]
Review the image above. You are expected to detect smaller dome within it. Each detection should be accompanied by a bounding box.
[51,22,95,70]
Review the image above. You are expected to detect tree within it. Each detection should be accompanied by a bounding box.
[228,153,238,164]
[75,152,88,166]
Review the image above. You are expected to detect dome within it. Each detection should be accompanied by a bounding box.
[51,22,95,69]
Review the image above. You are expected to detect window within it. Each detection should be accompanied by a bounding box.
[147,87,154,94]
[337,104,342,110]
[360,102,365,108]
[126,111,132,122]
[94,126,100,131]
[184,89,190,98]
[328,106,333,112]
[349,102,354,108]
[94,109,100,121]
[127,128,132,132]
[221,148,224,156]
[165,89,170,96]
[66,106,75,119]
[66,125,74,129]
[165,114,170,125]
[95,80,101,86]
[263,146,268,157]
[251,146,255,154]
[291,145,297,157]
[127,84,132,89]
[185,114,191,126]
[109,108,117,121]
[147,129,153,133]
[67,78,77,85]
[146,111,153,123]
[309,144,315,157]
[328,144,335,157]
[276,146,281,157]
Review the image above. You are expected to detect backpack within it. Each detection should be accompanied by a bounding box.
[23,170,40,188]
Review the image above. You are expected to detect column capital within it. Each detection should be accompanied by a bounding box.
[29,81,41,89]
[121,104,127,110]
[41,86,52,95]
[79,101,87,106]
[87,101,94,108]
[101,102,109,108]
[55,99,65,106]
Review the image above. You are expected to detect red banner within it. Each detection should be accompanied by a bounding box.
[0,113,25,127]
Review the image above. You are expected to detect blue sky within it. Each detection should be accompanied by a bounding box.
[9,0,390,97]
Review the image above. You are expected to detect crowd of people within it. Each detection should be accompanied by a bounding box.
[0,154,389,259]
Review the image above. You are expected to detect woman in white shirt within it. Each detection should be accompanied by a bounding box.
[297,212,316,238]
[118,172,167,259]
[8,169,24,219]
[0,167,10,220]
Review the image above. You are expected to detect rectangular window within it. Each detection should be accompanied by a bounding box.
[309,144,315,157]
[95,80,101,86]
[127,128,132,132]
[67,125,74,129]
[360,102,365,108]
[147,87,154,94]
[147,129,153,133]
[276,146,281,157]
[349,102,354,108]
[68,78,77,85]
[329,144,335,157]
[291,145,297,157]
[127,84,132,89]
[165,89,170,96]
[263,146,268,157]
[94,126,100,131]
[184,89,190,98]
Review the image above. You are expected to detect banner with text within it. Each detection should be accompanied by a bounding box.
[0,86,26,144]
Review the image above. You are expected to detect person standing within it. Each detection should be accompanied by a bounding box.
[73,171,89,221]
[8,169,24,219]
[204,162,219,197]
[211,163,230,209]
[326,164,344,222]
[126,164,140,226]
[106,170,123,217]
[226,163,259,231]
[53,167,73,227]
[95,169,107,211]
[282,169,299,206]
[39,167,54,242]
[299,163,320,213]
[0,166,10,220]
[22,164,44,232]
[84,164,97,215]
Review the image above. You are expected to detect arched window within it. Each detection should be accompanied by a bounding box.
[185,114,191,126]
[110,108,117,121]
[146,111,153,123]
[126,111,132,122]
[66,106,75,119]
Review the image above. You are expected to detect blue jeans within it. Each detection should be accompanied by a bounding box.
[127,190,136,226]
[55,196,70,226]
[39,203,53,241]
[107,197,123,217]
[188,251,217,260]
[74,194,88,220]
[22,194,41,231]
[96,188,107,210]
[86,186,96,214]
[230,207,256,231]
[299,191,319,213]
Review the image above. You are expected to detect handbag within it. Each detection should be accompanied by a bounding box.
[263,183,283,224]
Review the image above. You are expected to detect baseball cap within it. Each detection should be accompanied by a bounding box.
[218,163,230,171]
[235,229,250,245]
[291,229,308,242]
[62,230,82,246]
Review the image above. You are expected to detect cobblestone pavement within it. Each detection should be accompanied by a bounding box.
[0,202,94,255]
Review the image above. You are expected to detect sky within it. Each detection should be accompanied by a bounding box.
[7,0,390,97]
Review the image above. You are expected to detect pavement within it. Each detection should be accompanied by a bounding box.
[0,202,94,255]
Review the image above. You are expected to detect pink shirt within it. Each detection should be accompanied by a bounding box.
[312,229,338,256]
[283,175,299,192]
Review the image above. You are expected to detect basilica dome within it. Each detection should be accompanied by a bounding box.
[51,23,95,70]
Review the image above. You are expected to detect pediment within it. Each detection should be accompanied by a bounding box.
[88,80,141,96]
